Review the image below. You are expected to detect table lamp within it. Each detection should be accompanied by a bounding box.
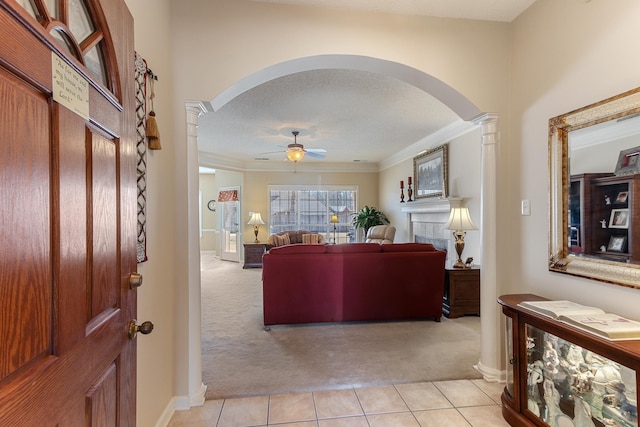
[444,207,478,268]
[247,212,265,243]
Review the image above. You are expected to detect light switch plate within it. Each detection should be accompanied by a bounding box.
[521,199,531,216]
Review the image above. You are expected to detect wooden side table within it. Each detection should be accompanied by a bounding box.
[243,243,267,269]
[443,266,480,318]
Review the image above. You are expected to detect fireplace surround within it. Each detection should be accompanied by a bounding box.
[402,197,464,264]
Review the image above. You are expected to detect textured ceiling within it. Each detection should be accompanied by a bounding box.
[197,1,536,170]
[197,69,460,166]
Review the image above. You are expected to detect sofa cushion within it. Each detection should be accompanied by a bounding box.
[326,243,383,253]
[381,243,436,252]
[268,244,328,255]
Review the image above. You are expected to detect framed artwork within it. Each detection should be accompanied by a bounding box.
[614,191,629,204]
[609,208,629,229]
[607,235,627,253]
[614,146,640,176]
[413,144,448,199]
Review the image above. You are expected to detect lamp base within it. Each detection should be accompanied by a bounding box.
[451,230,468,269]
[451,259,467,269]
[253,226,259,243]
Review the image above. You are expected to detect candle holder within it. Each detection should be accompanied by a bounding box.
[400,186,405,203]
[407,183,413,202]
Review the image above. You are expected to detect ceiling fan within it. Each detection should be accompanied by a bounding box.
[263,131,327,162]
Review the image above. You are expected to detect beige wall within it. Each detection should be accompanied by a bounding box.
[123,0,175,425]
[379,129,482,259]
[199,174,218,251]
[509,0,640,316]
[125,0,640,424]
[242,170,379,244]
[169,0,510,110]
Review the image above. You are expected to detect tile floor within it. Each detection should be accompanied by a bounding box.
[168,379,510,427]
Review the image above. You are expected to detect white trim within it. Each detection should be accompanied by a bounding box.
[379,120,478,171]
[154,383,207,427]
[199,150,380,173]
[401,197,464,214]
[210,55,482,121]
[152,398,176,427]
[474,360,506,383]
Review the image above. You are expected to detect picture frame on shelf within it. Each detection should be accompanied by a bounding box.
[614,146,640,176]
[615,191,629,204]
[413,143,448,199]
[607,235,627,253]
[609,208,629,229]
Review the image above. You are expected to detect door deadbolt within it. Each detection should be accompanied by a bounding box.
[129,273,143,289]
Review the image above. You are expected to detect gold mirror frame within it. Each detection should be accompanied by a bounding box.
[549,87,640,289]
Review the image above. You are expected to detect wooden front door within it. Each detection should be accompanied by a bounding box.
[0,0,139,425]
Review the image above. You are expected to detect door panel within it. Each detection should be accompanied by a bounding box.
[0,0,137,425]
[0,65,52,382]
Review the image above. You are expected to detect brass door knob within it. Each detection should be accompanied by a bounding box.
[129,273,143,288]
[128,320,154,339]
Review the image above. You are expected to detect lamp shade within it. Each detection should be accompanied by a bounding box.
[286,148,305,162]
[330,214,339,223]
[247,212,265,225]
[444,207,477,231]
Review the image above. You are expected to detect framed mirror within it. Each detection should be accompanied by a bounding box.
[549,87,640,288]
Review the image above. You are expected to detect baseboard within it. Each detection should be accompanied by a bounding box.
[154,383,207,427]
[174,382,207,410]
[474,360,506,383]
[153,398,176,427]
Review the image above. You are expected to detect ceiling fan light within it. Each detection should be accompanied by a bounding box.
[286,148,305,162]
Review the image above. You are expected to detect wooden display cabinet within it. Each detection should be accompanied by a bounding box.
[571,173,640,263]
[499,294,640,427]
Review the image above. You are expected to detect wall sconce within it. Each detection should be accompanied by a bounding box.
[444,207,478,268]
[330,214,339,244]
[247,212,265,243]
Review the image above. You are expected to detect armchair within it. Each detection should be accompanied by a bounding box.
[365,225,396,244]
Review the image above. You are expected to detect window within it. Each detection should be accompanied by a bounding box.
[15,0,112,90]
[269,186,358,243]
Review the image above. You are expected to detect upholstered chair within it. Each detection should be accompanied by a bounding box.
[365,225,396,244]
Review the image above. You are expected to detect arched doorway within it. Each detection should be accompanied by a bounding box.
[181,54,500,406]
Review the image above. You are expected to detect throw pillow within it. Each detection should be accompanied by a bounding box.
[281,233,290,245]
[274,234,290,247]
[301,233,320,244]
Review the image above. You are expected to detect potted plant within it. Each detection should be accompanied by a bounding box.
[352,206,390,237]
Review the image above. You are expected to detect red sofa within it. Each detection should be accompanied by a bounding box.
[262,243,446,327]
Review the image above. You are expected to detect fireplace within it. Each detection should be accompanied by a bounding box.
[415,236,449,253]
[402,198,464,264]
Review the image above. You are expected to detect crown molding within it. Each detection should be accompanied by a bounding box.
[378,119,478,171]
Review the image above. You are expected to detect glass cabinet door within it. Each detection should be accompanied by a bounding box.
[525,324,637,427]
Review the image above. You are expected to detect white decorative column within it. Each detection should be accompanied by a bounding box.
[473,113,502,382]
[179,101,208,408]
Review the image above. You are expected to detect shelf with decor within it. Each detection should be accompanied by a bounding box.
[570,173,640,263]
[498,294,640,427]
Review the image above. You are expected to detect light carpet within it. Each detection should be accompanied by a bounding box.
[200,251,482,400]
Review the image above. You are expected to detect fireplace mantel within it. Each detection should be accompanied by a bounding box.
[401,197,463,214]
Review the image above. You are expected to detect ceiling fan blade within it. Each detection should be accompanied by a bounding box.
[305,151,325,159]
[305,148,327,153]
[258,150,285,155]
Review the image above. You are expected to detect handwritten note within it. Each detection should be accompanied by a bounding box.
[52,52,89,120]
